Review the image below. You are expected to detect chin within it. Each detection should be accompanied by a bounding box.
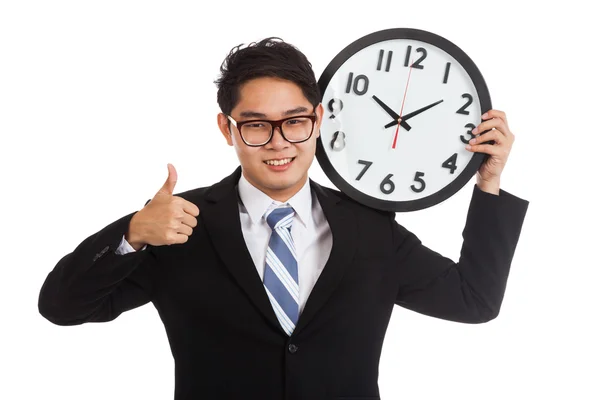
[263,176,299,191]
[264,172,305,192]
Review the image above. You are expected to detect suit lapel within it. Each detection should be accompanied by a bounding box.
[201,167,285,334]
[293,180,358,335]
[200,168,358,337]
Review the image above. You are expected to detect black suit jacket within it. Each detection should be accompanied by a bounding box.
[39,166,528,399]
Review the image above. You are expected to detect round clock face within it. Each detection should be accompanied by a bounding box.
[316,28,491,212]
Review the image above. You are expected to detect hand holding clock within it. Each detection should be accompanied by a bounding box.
[466,109,515,195]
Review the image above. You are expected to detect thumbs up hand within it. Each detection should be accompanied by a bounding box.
[156,162,179,197]
[126,164,201,250]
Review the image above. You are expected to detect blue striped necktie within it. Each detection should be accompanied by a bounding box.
[263,205,299,336]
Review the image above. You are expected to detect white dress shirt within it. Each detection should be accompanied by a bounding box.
[116,174,333,315]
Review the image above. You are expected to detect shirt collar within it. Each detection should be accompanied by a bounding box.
[237,172,312,228]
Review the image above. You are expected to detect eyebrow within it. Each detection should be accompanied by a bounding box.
[239,106,310,119]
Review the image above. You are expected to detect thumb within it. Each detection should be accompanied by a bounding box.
[157,163,178,195]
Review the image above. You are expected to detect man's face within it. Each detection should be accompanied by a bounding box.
[218,76,323,202]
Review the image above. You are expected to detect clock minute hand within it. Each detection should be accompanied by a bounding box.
[384,99,444,129]
[371,95,412,131]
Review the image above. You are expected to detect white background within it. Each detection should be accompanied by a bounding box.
[1,1,598,399]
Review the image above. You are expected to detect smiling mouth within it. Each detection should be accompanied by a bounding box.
[264,157,295,166]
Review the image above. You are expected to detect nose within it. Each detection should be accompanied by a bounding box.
[267,126,289,149]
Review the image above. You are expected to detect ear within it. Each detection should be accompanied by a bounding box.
[217,113,234,146]
[314,103,324,138]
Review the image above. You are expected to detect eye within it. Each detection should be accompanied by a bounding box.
[285,118,310,126]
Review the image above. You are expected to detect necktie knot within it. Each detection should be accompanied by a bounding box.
[266,206,295,231]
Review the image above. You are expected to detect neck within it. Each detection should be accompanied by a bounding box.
[243,170,307,203]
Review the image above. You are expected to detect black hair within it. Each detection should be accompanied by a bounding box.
[214,37,320,115]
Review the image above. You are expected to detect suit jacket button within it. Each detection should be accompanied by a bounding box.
[288,344,298,354]
[93,246,110,262]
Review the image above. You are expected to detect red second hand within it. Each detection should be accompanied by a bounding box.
[392,59,414,149]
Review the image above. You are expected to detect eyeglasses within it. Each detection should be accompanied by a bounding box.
[226,111,317,147]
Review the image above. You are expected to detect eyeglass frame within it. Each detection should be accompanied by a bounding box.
[226,110,318,147]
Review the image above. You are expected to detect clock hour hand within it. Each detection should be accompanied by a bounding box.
[371,95,412,131]
[384,99,444,129]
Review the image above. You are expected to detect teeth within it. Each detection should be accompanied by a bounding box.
[265,158,293,166]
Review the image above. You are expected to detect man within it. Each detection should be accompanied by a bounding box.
[38,37,528,399]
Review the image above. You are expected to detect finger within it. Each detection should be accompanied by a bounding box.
[180,213,198,229]
[472,119,509,139]
[482,109,508,126]
[466,143,505,156]
[181,199,200,217]
[177,223,194,236]
[469,129,504,146]
[158,163,178,195]
[170,233,189,245]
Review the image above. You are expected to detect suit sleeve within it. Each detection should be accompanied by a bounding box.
[393,184,529,323]
[38,209,158,326]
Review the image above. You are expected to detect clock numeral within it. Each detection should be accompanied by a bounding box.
[404,46,427,69]
[345,72,370,96]
[328,98,344,119]
[443,62,451,84]
[410,171,426,193]
[442,153,458,174]
[460,123,477,144]
[331,131,346,151]
[456,93,473,115]
[377,50,393,72]
[380,174,395,195]
[356,159,373,180]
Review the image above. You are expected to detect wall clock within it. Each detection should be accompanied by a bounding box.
[316,28,492,212]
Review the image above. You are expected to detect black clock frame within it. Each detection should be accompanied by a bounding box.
[316,28,492,212]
